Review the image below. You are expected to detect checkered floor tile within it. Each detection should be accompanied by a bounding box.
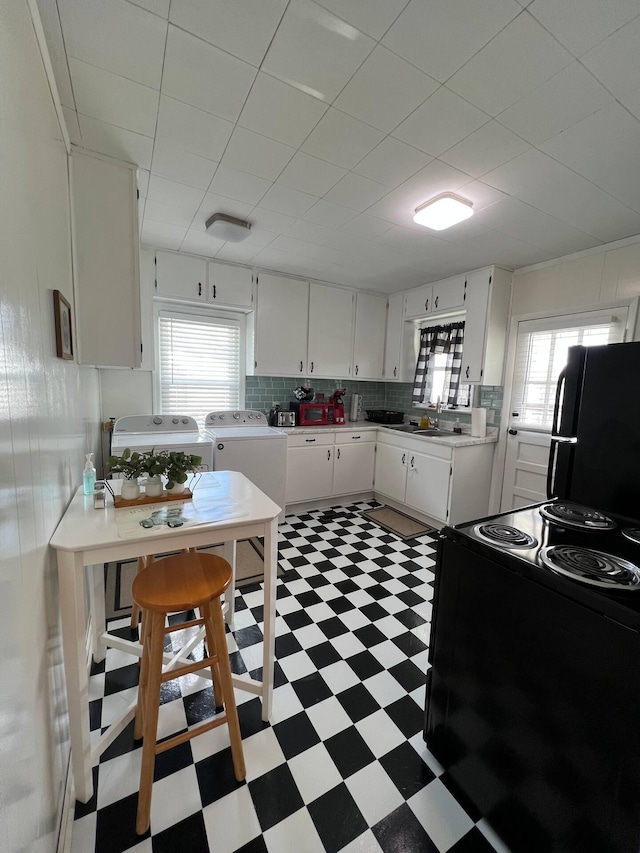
[71,501,507,853]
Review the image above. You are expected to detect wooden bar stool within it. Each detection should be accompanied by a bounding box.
[132,551,245,835]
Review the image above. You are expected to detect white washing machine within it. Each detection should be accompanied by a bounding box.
[110,415,214,476]
[203,410,287,521]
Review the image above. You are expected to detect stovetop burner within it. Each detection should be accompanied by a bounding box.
[540,545,640,589]
[539,503,616,531]
[623,528,640,545]
[474,522,538,549]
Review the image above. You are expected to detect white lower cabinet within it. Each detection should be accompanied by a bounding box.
[286,430,376,504]
[333,437,375,496]
[375,432,495,525]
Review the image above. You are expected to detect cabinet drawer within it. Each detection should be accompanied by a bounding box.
[287,431,335,448]
[334,431,376,444]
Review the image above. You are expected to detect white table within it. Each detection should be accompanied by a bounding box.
[50,471,281,803]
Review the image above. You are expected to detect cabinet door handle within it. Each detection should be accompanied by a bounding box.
[351,435,361,440]
[213,284,217,299]
[411,456,415,467]
[337,448,341,459]
[198,282,202,296]
[402,453,406,465]
[508,429,518,435]
[355,365,359,375]
[393,366,397,377]
[327,449,331,460]
[300,361,303,372]
[310,361,314,373]
[435,296,439,309]
[305,438,316,443]
[465,365,470,378]
[425,298,429,311]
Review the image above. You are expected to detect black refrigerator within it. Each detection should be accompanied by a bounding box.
[548,340,640,517]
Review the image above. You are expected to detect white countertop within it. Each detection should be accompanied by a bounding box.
[280,420,498,447]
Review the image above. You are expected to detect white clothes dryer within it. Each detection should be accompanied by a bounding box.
[110,415,214,475]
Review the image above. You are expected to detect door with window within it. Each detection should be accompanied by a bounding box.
[500,309,628,511]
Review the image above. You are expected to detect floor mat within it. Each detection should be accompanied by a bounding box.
[361,506,439,541]
[104,538,283,620]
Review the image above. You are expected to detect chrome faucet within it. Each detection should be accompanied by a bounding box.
[431,398,442,428]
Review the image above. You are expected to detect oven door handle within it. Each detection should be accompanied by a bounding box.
[551,367,566,437]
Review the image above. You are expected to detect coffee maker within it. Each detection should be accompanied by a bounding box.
[330,389,346,424]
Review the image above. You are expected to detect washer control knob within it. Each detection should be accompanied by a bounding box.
[248,414,254,419]
[233,412,241,419]
[256,413,263,419]
[172,418,179,424]
[153,416,162,425]
[182,418,189,424]
[219,414,225,419]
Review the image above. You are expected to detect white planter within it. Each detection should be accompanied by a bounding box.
[121,479,141,500]
[145,476,163,497]
[165,482,186,494]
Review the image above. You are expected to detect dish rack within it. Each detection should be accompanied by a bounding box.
[365,410,404,424]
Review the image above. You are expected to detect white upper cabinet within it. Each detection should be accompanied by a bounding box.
[308,284,354,378]
[353,291,387,380]
[71,148,141,367]
[403,283,433,319]
[207,261,254,309]
[254,273,309,376]
[432,274,466,313]
[383,292,403,381]
[461,266,512,385]
[156,251,206,302]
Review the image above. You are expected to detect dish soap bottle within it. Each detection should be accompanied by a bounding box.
[83,452,96,495]
[453,418,462,434]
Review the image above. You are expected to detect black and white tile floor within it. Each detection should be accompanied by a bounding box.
[71,501,508,853]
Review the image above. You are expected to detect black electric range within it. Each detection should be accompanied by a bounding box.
[425,500,640,853]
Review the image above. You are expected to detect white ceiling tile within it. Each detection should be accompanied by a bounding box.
[214,242,262,264]
[193,194,254,232]
[353,138,432,188]
[482,148,567,194]
[528,0,640,56]
[151,141,217,189]
[69,58,159,136]
[147,175,206,210]
[518,169,640,243]
[323,173,389,211]
[240,228,279,248]
[62,107,81,145]
[259,184,318,217]
[137,169,150,198]
[456,180,509,212]
[540,103,640,212]
[440,121,530,178]
[382,0,521,82]
[143,199,196,228]
[303,200,357,227]
[267,235,313,255]
[277,152,346,197]
[496,62,613,145]
[252,247,303,269]
[301,109,384,169]
[248,207,297,233]
[208,166,271,205]
[58,0,166,89]
[581,16,640,121]
[393,87,489,157]
[128,0,170,18]
[77,113,154,169]
[238,73,328,147]
[343,214,394,239]
[334,45,439,133]
[169,0,287,66]
[179,229,224,257]
[313,0,409,40]
[36,0,76,108]
[155,96,234,162]
[447,13,573,116]
[285,220,333,244]
[162,26,257,121]
[444,225,542,269]
[141,218,187,249]
[220,128,295,181]
[261,0,375,102]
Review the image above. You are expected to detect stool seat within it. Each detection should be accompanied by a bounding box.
[132,551,245,835]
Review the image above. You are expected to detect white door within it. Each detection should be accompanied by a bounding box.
[286,445,334,503]
[432,274,466,313]
[255,273,309,376]
[374,443,407,502]
[353,292,387,380]
[208,262,253,308]
[500,430,551,511]
[384,292,403,381]
[405,450,451,522]
[333,443,375,495]
[308,284,354,378]
[156,251,207,302]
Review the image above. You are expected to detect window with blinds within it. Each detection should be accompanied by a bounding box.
[157,310,243,415]
[510,310,627,430]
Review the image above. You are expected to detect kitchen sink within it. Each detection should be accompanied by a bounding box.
[383,423,447,436]
[385,423,421,432]
[413,428,444,435]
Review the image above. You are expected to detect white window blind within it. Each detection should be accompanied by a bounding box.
[511,310,627,430]
[158,311,242,415]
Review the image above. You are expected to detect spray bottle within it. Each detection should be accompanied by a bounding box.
[83,452,96,495]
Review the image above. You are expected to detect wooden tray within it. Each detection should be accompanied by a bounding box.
[113,488,193,508]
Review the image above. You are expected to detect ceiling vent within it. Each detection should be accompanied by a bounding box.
[205,213,252,242]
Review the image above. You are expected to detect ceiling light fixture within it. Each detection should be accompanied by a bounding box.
[205,213,252,242]
[413,192,474,231]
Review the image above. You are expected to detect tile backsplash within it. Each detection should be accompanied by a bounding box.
[245,377,503,426]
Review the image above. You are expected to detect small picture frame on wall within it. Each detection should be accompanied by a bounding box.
[53,290,74,360]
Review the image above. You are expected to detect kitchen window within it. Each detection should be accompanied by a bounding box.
[156,308,244,415]
[510,309,628,430]
[412,321,470,408]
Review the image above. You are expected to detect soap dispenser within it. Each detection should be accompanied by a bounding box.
[83,452,96,495]
[453,418,462,434]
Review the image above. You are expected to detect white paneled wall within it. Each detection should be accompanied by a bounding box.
[0,2,100,850]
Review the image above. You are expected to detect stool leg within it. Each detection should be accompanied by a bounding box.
[136,611,165,835]
[131,555,154,628]
[134,607,153,740]
[202,613,224,710]
[204,599,245,782]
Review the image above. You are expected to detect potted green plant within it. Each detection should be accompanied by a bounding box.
[142,449,168,497]
[164,450,202,493]
[107,448,146,500]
